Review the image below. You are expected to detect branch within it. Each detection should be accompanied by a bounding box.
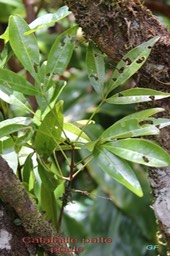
[64,0,170,249]
[0,155,76,256]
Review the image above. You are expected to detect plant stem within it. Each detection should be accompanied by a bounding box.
[72,156,93,179]
[75,99,105,143]
[57,144,75,231]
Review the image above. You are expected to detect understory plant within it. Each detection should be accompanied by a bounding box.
[0,6,170,255]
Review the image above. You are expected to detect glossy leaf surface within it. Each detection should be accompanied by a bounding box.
[27,6,71,34]
[0,69,40,95]
[9,15,39,78]
[106,88,170,104]
[101,118,160,140]
[62,122,91,143]
[104,139,170,167]
[0,117,31,138]
[47,26,78,76]
[93,146,143,197]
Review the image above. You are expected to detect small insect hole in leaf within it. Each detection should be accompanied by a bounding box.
[90,74,98,81]
[119,67,125,73]
[112,78,117,82]
[123,57,132,65]
[142,156,150,163]
[149,96,155,101]
[136,57,145,64]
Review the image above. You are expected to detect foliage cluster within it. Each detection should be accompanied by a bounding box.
[0,3,170,256]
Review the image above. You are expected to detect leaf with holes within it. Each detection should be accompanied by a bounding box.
[107,36,160,93]
[104,138,170,167]
[101,118,160,140]
[46,26,78,78]
[147,118,170,129]
[86,43,105,95]
[106,88,170,104]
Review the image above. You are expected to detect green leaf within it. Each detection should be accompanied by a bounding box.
[93,146,143,197]
[0,27,9,43]
[118,108,164,122]
[101,118,160,140]
[14,129,33,153]
[147,118,170,129]
[9,15,39,78]
[62,122,91,143]
[0,137,18,172]
[26,6,71,34]
[46,26,78,76]
[106,88,170,104]
[0,117,31,138]
[40,81,67,117]
[22,153,34,183]
[86,43,105,95]
[0,86,33,112]
[0,68,40,95]
[34,101,64,155]
[38,160,59,192]
[104,138,170,167]
[0,44,11,67]
[0,0,22,6]
[108,36,160,93]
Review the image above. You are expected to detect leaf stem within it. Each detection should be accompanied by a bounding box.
[72,156,93,179]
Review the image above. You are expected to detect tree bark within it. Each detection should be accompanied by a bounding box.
[0,155,75,256]
[64,0,170,249]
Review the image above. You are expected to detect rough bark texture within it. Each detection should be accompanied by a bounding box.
[64,0,170,249]
[0,156,75,256]
[0,202,37,256]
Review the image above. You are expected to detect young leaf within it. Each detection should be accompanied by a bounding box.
[9,15,39,78]
[93,146,143,197]
[46,26,78,76]
[108,36,160,93]
[0,117,32,138]
[101,118,160,140]
[104,138,170,167]
[34,101,64,155]
[0,68,40,95]
[26,6,71,34]
[86,44,105,95]
[106,88,170,104]
[62,122,91,143]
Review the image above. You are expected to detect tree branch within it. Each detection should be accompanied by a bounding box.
[0,155,75,256]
